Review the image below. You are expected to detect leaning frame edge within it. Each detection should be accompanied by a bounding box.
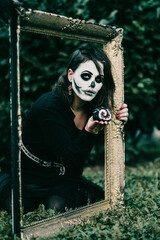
[103,28,125,204]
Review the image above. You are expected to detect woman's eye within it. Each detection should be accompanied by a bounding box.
[81,73,92,81]
[95,76,104,83]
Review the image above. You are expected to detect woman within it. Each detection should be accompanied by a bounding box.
[0,44,128,213]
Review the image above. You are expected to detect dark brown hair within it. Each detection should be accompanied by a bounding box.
[54,43,115,113]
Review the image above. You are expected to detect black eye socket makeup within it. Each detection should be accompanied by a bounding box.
[95,75,104,83]
[81,72,92,81]
[81,70,104,83]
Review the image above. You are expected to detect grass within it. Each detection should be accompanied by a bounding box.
[0,158,159,240]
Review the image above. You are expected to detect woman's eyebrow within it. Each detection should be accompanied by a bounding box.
[95,74,104,78]
[82,70,93,75]
[82,71,104,77]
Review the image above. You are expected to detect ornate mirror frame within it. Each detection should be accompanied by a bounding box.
[10,9,125,239]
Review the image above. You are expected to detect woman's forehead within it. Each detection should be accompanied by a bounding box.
[76,60,104,74]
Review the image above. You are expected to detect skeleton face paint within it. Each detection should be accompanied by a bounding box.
[72,60,104,101]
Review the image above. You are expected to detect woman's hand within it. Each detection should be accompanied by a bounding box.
[85,103,128,134]
[85,116,110,134]
[116,103,128,123]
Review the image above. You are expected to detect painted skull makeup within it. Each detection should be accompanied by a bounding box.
[72,60,104,101]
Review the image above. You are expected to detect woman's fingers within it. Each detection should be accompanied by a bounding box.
[116,112,128,122]
[117,111,128,117]
[118,108,128,114]
[118,116,128,122]
[120,103,128,110]
[95,120,109,125]
[89,120,109,133]
[94,121,110,132]
[116,103,129,122]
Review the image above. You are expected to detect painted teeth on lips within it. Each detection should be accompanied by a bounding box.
[83,90,96,95]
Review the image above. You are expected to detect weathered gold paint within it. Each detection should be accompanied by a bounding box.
[20,10,118,43]
[103,29,125,204]
[16,9,125,239]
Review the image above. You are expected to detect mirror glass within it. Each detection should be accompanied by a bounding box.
[20,32,105,225]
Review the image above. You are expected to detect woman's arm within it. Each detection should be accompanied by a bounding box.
[39,109,96,170]
[25,96,97,173]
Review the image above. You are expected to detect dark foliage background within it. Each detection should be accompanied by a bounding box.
[0,0,160,163]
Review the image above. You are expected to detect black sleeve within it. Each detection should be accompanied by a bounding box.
[36,104,97,170]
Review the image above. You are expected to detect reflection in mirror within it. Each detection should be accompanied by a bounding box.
[20,35,106,222]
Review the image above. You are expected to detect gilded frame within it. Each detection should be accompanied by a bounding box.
[15,10,125,239]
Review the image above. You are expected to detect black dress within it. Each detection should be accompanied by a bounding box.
[0,90,104,213]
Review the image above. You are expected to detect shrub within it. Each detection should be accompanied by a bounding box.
[0,0,159,162]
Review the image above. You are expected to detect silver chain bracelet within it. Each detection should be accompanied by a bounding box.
[21,142,65,175]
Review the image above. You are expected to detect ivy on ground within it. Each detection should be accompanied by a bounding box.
[0,158,159,240]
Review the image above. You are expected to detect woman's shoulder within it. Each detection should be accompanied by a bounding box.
[31,90,67,114]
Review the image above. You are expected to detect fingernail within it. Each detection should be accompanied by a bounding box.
[116,112,120,115]
[120,106,123,110]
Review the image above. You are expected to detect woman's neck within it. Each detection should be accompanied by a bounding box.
[70,94,88,130]
[71,93,85,112]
